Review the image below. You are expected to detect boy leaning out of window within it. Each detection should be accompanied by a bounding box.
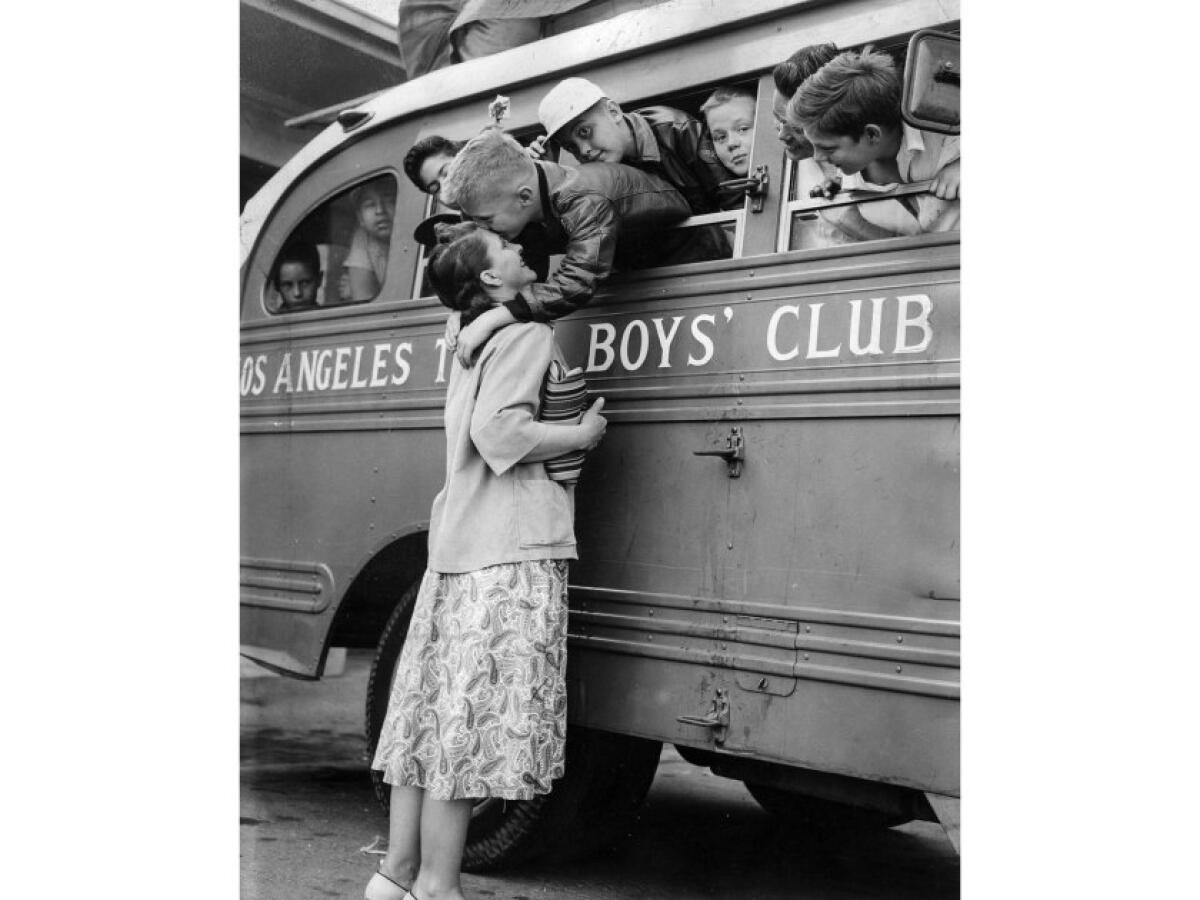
[443,127,692,365]
[787,48,960,235]
[699,85,757,211]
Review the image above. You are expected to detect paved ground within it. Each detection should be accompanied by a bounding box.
[241,651,959,899]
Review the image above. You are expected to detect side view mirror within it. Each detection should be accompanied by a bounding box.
[901,30,960,135]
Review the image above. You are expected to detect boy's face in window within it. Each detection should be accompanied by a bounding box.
[772,88,812,160]
[418,153,455,198]
[706,97,756,176]
[357,187,395,241]
[277,261,321,308]
[803,124,879,176]
[557,100,631,163]
[460,182,535,241]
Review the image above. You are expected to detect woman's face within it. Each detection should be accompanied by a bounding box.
[482,231,536,291]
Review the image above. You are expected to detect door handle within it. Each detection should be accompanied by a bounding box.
[693,427,744,478]
[677,688,730,744]
[718,164,770,212]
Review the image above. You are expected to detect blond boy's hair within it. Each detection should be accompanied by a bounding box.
[442,127,535,210]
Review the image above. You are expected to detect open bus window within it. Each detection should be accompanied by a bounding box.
[783,159,960,251]
[412,189,458,301]
[777,38,960,251]
[266,174,397,313]
[583,78,759,270]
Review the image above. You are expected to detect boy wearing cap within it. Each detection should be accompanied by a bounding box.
[442,127,692,365]
[788,48,960,234]
[534,77,729,216]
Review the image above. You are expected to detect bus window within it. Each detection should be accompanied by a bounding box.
[776,39,960,251]
[785,179,959,250]
[611,78,760,269]
[411,191,456,301]
[265,174,398,314]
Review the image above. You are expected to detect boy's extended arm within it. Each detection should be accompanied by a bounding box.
[502,194,619,324]
[456,306,516,367]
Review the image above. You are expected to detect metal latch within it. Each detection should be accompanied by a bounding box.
[676,688,729,745]
[718,164,770,213]
[693,427,745,478]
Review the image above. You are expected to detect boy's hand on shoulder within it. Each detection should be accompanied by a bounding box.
[455,319,486,367]
[932,160,960,200]
[443,311,462,351]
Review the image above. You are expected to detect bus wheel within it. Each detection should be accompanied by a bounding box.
[365,590,661,870]
[742,782,911,832]
[460,726,662,871]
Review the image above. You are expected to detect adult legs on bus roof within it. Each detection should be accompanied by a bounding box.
[451,18,542,62]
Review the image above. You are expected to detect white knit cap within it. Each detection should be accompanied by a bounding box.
[538,77,607,140]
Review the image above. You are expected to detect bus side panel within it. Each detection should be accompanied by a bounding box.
[240,311,451,675]
[566,414,958,794]
[556,244,959,794]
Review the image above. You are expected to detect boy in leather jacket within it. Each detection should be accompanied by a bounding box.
[442,127,692,365]
[531,77,729,216]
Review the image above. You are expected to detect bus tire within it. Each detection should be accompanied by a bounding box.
[742,781,911,832]
[364,587,662,870]
[461,726,662,871]
[365,576,422,798]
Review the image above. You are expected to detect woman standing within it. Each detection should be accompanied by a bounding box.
[366,223,606,900]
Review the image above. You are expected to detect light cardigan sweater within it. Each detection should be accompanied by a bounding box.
[427,321,577,574]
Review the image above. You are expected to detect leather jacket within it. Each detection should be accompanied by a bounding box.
[625,106,730,214]
[503,161,691,323]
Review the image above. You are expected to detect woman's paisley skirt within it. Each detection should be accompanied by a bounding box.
[372,560,569,800]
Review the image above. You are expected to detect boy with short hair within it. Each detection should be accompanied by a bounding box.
[271,242,323,310]
[345,178,397,301]
[534,77,728,215]
[442,127,691,364]
[403,135,466,199]
[771,42,840,168]
[699,86,757,210]
[788,48,960,234]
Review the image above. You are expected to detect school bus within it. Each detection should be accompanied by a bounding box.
[240,0,961,867]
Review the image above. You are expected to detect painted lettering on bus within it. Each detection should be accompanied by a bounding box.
[244,342,413,397]
[240,294,938,396]
[766,294,933,362]
[585,312,722,374]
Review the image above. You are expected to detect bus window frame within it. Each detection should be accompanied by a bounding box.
[262,170,403,317]
[777,159,952,252]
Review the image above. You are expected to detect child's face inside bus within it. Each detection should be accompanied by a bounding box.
[772,88,812,160]
[418,152,455,198]
[705,96,756,176]
[803,123,883,176]
[356,186,395,241]
[277,261,322,308]
[556,99,633,163]
[479,231,536,293]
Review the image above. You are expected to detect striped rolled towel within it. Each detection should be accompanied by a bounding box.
[538,359,588,485]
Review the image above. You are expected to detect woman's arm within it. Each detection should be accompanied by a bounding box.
[520,398,606,462]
